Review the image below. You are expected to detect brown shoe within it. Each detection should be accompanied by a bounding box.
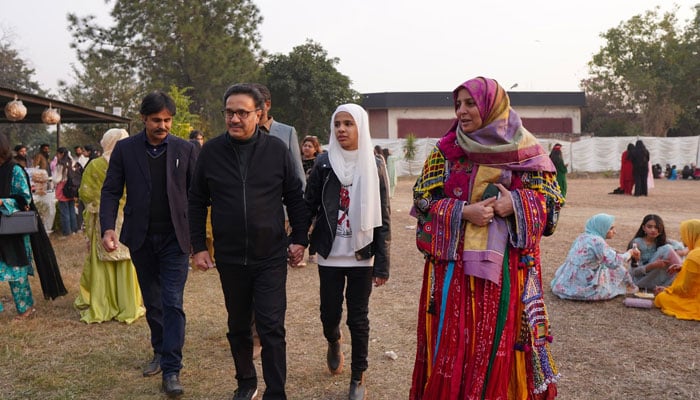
[327,339,344,375]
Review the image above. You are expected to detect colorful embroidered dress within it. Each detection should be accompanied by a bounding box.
[410,78,562,400]
[550,214,635,301]
[654,220,700,321]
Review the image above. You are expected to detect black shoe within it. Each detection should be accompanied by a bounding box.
[232,387,258,400]
[348,374,366,400]
[142,353,162,376]
[161,374,184,398]
[327,339,344,375]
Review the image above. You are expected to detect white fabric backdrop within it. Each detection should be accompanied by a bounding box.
[369,136,700,176]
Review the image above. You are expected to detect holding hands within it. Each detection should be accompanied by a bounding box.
[287,244,305,268]
[192,250,215,271]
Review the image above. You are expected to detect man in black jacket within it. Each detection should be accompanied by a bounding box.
[189,84,309,400]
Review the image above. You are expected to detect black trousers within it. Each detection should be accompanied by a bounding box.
[130,231,189,378]
[634,169,648,196]
[318,265,373,377]
[217,261,288,400]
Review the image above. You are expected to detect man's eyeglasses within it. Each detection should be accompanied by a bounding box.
[221,109,257,120]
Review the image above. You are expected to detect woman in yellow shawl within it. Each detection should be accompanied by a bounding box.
[654,219,700,321]
[74,129,145,324]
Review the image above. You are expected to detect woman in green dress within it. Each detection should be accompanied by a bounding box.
[549,143,567,199]
[74,128,145,324]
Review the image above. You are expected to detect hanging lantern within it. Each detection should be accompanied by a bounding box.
[4,95,27,121]
[41,103,61,125]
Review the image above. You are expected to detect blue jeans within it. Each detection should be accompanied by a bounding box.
[129,231,189,377]
[58,200,77,236]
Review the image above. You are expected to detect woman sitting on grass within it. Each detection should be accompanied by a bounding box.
[628,214,687,291]
[654,219,700,321]
[551,213,639,301]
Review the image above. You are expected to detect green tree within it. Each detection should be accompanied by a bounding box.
[585,5,699,137]
[669,5,700,136]
[581,76,641,136]
[58,52,142,148]
[0,32,44,94]
[403,133,418,176]
[67,0,264,134]
[263,40,359,143]
[168,85,201,139]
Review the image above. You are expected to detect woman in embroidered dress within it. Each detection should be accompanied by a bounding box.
[409,77,563,399]
[73,129,145,324]
[0,133,36,320]
[627,214,687,291]
[550,214,639,301]
[654,219,700,320]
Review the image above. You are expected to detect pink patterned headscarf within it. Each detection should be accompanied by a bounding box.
[448,76,554,172]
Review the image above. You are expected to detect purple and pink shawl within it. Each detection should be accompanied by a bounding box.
[439,77,554,283]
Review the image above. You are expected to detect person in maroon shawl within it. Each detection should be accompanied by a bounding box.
[410,77,563,399]
[620,143,635,195]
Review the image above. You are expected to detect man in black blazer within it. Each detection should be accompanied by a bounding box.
[100,91,195,398]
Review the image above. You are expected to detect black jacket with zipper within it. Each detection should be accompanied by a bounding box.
[188,130,309,266]
[304,152,391,279]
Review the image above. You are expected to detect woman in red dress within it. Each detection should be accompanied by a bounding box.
[620,143,635,195]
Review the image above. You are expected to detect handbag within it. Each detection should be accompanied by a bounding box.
[0,211,39,235]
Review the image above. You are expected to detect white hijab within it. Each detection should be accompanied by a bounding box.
[100,128,129,162]
[328,104,382,251]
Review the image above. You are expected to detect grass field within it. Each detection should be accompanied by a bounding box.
[1,176,699,399]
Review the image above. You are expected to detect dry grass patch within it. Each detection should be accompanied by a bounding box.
[1,176,699,399]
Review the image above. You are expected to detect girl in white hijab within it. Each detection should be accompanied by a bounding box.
[305,103,391,400]
[327,104,382,251]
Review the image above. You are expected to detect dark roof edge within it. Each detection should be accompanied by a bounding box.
[0,86,131,123]
[361,91,586,108]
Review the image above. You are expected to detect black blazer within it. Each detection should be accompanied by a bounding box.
[100,131,196,253]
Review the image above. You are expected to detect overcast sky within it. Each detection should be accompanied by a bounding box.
[2,0,697,96]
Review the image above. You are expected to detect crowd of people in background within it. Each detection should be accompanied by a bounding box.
[654,162,699,181]
[615,139,699,195]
